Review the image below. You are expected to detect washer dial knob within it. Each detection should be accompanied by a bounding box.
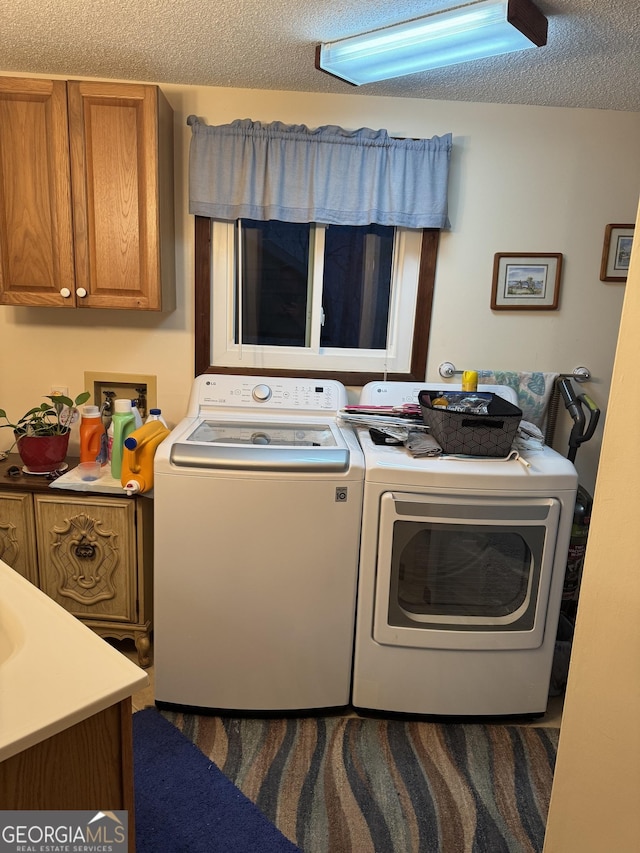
[252,384,272,402]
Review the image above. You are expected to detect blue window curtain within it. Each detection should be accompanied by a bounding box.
[187,116,452,229]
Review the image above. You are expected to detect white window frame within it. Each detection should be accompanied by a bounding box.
[209,220,423,375]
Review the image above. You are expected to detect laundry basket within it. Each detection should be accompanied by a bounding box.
[418,390,522,457]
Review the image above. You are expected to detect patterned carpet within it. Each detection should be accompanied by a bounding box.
[159,711,558,853]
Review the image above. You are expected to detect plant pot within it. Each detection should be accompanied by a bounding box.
[16,431,71,474]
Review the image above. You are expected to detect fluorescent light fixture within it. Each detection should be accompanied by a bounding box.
[318,0,548,86]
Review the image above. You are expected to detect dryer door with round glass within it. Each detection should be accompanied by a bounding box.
[373,491,561,651]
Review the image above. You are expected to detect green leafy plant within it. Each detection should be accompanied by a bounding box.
[0,392,91,441]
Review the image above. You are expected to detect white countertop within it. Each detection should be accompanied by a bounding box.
[0,560,148,762]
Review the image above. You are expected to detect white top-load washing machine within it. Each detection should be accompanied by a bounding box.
[351,381,578,717]
[153,374,364,712]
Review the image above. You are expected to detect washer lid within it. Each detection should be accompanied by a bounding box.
[169,418,350,471]
[186,419,338,447]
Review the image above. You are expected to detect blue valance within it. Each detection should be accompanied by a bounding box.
[187,116,452,229]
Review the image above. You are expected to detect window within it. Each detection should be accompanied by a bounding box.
[195,216,440,384]
[238,219,394,350]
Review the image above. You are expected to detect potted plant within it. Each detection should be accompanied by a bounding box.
[0,391,91,474]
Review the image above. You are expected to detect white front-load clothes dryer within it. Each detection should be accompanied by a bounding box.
[351,381,578,717]
[153,375,364,712]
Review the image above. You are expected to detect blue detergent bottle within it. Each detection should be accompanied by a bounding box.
[110,399,136,480]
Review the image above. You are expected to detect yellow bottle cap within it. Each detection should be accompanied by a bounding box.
[462,370,478,391]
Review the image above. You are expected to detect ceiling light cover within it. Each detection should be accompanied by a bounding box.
[318,0,548,86]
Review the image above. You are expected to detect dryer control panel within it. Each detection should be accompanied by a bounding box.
[186,374,347,415]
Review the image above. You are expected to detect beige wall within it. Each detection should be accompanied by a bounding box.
[543,190,640,853]
[1,75,640,495]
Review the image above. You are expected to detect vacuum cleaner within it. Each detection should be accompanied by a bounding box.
[557,377,601,622]
[547,377,600,695]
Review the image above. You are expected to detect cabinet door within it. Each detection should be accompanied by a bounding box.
[0,77,76,307]
[34,494,137,623]
[0,492,38,584]
[67,81,169,310]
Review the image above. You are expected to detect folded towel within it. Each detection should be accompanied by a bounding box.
[514,420,546,452]
[480,371,559,429]
[405,430,442,457]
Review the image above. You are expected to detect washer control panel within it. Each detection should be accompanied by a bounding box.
[187,375,346,414]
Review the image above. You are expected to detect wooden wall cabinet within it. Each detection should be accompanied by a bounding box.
[0,76,175,310]
[0,460,153,667]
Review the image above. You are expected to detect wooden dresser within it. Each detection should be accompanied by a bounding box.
[0,454,153,666]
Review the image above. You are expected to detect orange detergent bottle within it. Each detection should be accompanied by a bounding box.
[120,420,170,495]
[79,405,105,463]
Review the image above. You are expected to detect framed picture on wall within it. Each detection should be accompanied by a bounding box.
[599,223,634,282]
[491,253,563,310]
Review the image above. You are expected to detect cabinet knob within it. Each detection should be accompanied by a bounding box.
[74,543,97,560]
[76,288,87,298]
[60,288,72,298]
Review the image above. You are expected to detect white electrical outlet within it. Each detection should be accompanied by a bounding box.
[51,385,68,397]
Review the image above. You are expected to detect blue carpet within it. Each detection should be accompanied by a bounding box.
[133,707,301,853]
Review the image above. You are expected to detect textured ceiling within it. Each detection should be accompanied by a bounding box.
[1,0,639,111]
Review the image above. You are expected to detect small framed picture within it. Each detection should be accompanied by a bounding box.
[491,253,563,310]
[600,224,634,281]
